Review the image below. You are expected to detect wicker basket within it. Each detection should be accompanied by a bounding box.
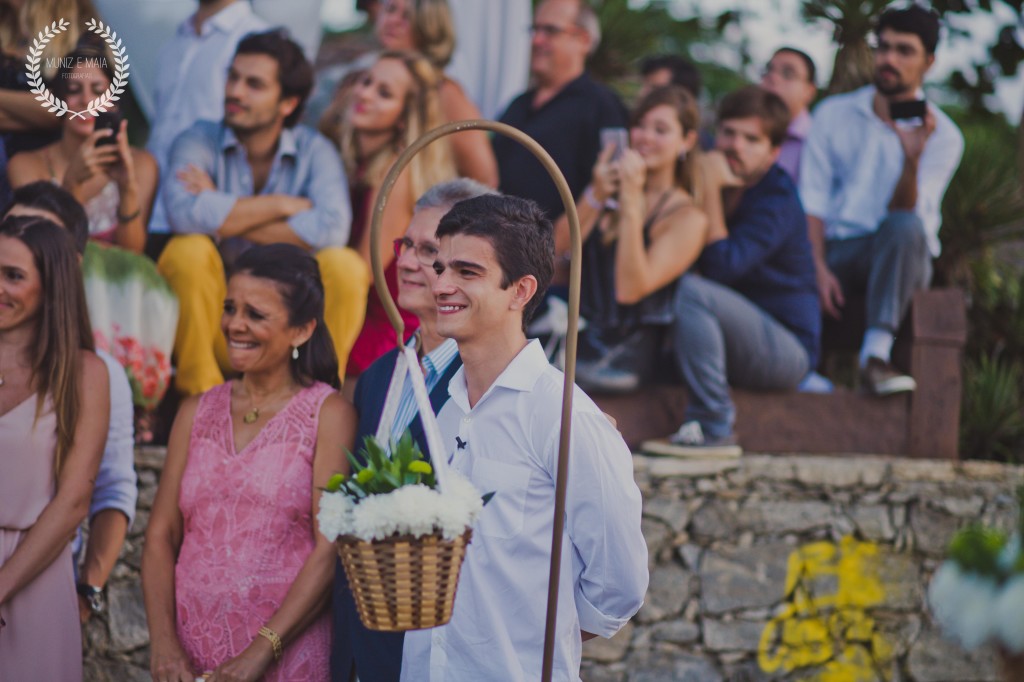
[337,529,472,631]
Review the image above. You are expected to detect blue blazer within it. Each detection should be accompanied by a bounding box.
[330,347,463,682]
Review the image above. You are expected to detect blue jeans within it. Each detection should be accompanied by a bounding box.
[826,211,932,333]
[672,274,809,438]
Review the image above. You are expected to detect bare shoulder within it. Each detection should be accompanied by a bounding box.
[78,349,108,382]
[131,147,158,171]
[319,391,356,426]
[439,77,481,118]
[652,191,706,234]
[6,147,48,185]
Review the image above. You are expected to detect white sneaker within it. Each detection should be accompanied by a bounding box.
[641,421,742,459]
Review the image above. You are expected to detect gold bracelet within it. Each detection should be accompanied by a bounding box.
[257,626,283,662]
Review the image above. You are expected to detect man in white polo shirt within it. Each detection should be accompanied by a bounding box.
[800,5,963,396]
[400,194,647,681]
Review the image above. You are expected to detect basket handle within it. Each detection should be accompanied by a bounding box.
[373,346,450,492]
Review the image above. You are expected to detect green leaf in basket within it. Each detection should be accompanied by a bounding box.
[356,469,375,485]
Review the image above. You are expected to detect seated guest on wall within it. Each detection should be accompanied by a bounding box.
[158,29,365,396]
[8,44,178,435]
[321,50,455,380]
[330,178,496,682]
[0,214,110,682]
[800,5,963,396]
[5,182,137,626]
[0,0,92,207]
[759,46,818,184]
[493,0,629,222]
[637,53,702,100]
[644,86,820,459]
[320,0,498,187]
[142,244,356,682]
[401,194,648,680]
[554,85,708,393]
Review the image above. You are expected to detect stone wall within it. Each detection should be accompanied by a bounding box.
[85,449,1023,681]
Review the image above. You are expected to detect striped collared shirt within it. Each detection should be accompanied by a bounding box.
[388,336,460,444]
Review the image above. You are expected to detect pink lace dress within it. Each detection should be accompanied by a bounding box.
[175,381,335,680]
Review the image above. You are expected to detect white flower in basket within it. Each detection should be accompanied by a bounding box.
[928,485,1024,681]
[317,432,490,543]
[316,345,491,632]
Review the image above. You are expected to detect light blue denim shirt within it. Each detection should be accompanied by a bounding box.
[163,120,352,250]
[72,349,138,563]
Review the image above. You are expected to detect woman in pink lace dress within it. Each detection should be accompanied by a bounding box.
[142,244,355,682]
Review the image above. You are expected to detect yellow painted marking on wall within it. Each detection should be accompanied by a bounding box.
[758,536,894,681]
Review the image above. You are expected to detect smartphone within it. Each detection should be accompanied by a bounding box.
[93,109,122,146]
[889,99,926,126]
[599,127,630,161]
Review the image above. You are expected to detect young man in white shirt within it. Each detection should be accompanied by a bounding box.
[400,194,648,681]
[799,5,964,396]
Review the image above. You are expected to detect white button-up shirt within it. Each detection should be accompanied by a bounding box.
[401,340,648,682]
[799,85,964,257]
[147,2,268,232]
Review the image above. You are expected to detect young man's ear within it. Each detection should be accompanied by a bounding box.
[508,275,539,313]
[279,95,300,123]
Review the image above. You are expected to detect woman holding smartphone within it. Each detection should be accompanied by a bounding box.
[8,42,178,440]
[555,85,709,392]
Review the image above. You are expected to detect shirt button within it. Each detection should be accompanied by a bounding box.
[462,416,471,424]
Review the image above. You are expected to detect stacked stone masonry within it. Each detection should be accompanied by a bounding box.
[84,448,1023,681]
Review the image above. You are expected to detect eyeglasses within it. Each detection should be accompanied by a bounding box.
[528,23,580,38]
[763,63,806,82]
[393,237,439,267]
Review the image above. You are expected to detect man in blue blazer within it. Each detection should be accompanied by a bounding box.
[331,179,497,682]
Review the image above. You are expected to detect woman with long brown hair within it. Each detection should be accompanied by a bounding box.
[556,85,709,392]
[324,50,455,379]
[0,214,109,681]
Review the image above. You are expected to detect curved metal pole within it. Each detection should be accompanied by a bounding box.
[368,119,582,682]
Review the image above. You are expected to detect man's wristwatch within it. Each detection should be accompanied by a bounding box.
[76,583,105,615]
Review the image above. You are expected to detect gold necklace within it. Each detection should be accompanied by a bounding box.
[242,388,294,424]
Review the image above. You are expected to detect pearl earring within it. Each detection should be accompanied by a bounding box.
[292,345,299,360]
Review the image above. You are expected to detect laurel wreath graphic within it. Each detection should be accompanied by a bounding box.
[25,18,131,120]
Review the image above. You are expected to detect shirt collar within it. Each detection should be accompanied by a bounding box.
[853,84,927,119]
[407,336,459,380]
[181,2,256,37]
[448,339,548,410]
[220,125,299,160]
[787,109,812,139]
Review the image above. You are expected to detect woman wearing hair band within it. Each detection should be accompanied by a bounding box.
[142,244,355,682]
[0,214,110,681]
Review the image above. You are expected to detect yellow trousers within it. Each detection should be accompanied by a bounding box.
[157,235,369,396]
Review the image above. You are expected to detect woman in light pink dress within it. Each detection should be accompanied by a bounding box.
[0,215,110,682]
[142,244,356,682]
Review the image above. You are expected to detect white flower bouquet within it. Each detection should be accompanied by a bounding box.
[318,431,491,632]
[928,485,1024,680]
[318,432,489,543]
